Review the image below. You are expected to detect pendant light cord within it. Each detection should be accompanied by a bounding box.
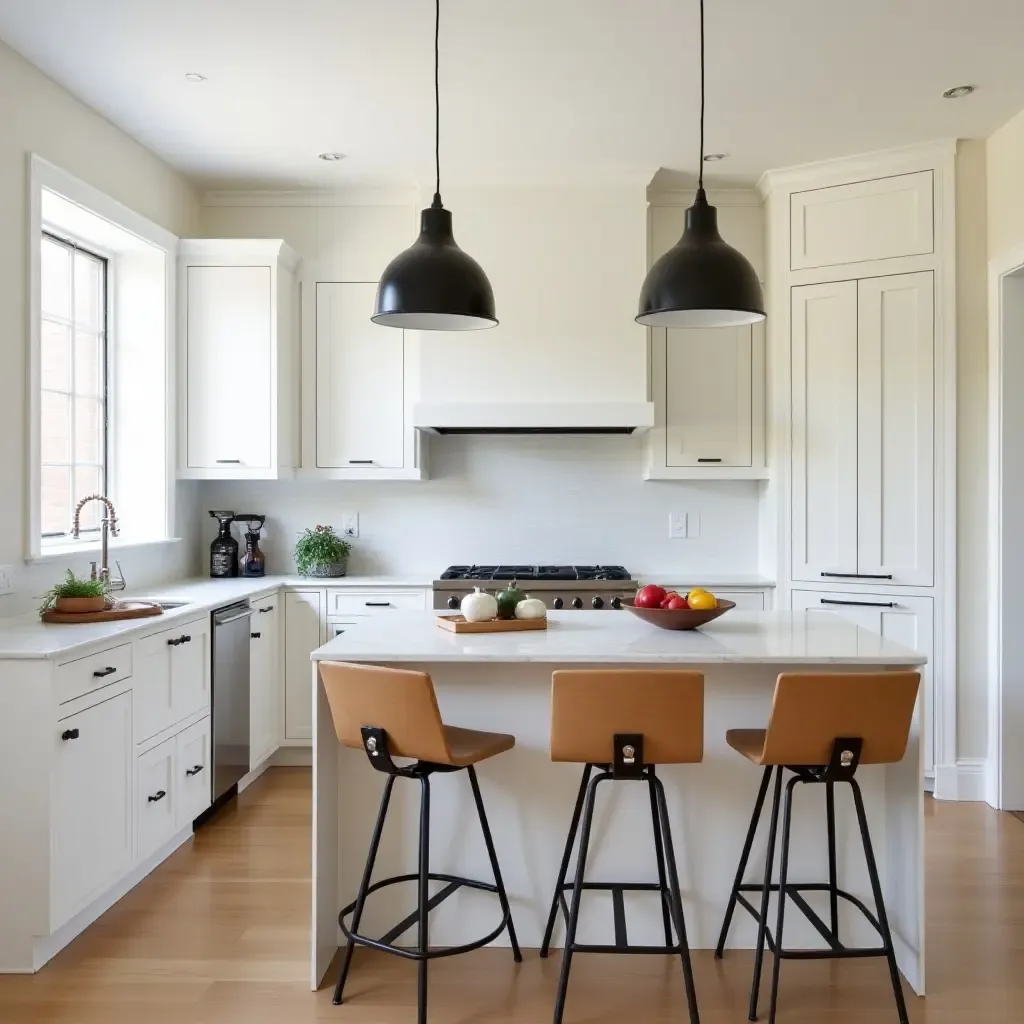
[432,0,442,208]
[697,0,705,192]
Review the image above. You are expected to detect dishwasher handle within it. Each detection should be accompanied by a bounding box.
[214,607,253,626]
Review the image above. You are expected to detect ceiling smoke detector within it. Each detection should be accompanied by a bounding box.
[184,72,207,82]
[318,152,346,162]
[942,85,975,99]
[702,153,728,162]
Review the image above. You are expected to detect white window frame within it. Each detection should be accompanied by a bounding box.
[27,155,179,561]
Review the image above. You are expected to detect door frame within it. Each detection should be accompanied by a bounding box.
[987,243,1024,808]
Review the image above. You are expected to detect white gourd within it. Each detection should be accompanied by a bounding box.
[515,596,547,620]
[461,588,498,622]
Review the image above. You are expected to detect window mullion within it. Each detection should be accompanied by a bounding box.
[68,246,76,538]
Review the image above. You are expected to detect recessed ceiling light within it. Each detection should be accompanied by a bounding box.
[942,84,975,99]
[318,152,346,162]
[702,153,728,162]
[184,72,207,82]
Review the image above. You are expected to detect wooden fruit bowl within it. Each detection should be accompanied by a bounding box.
[624,598,735,631]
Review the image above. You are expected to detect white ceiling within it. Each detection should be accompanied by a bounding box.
[1,0,1023,190]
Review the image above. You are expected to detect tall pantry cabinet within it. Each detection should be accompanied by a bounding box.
[761,143,956,793]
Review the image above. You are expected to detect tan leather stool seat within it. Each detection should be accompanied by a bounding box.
[443,725,515,766]
[726,728,768,764]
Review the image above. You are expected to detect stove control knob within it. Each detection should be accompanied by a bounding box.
[610,596,622,610]
[592,596,604,610]
[571,597,583,610]
[447,596,460,610]
[553,597,564,610]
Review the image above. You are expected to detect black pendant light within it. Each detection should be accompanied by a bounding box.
[372,0,496,330]
[637,0,765,328]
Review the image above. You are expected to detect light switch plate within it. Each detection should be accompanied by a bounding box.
[341,513,359,539]
[669,512,688,540]
[0,565,13,595]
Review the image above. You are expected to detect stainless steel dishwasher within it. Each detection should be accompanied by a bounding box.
[211,601,252,806]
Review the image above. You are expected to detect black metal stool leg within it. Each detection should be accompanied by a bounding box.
[647,766,674,947]
[552,772,605,1024]
[826,779,839,941]
[541,764,592,957]
[333,774,397,1005]
[850,779,911,1024]
[716,765,773,958]
[467,765,522,962]
[749,766,784,1022]
[417,774,431,1024]
[653,775,700,1024]
[767,777,799,1024]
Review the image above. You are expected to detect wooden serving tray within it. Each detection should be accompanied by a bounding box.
[41,600,164,624]
[436,614,548,634]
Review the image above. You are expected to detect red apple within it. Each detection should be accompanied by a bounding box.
[660,592,680,608]
[634,584,667,608]
[666,595,690,610]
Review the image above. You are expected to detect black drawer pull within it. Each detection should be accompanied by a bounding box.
[251,631,261,639]
[92,666,117,678]
[364,601,391,607]
[61,728,80,741]
[147,790,167,803]
[820,598,896,609]
[257,605,274,613]
[348,459,374,464]
[216,459,241,464]
[697,457,723,463]
[820,572,894,580]
[168,634,193,647]
[185,764,204,777]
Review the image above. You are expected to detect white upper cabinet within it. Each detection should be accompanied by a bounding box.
[178,239,299,479]
[791,273,934,587]
[789,171,934,270]
[302,280,424,479]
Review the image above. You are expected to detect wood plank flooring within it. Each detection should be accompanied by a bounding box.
[0,767,1020,1022]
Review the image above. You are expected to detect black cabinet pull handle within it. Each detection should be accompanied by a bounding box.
[258,605,274,613]
[697,457,723,463]
[167,637,179,647]
[185,765,204,777]
[61,728,80,741]
[147,790,167,803]
[216,459,241,464]
[251,631,261,639]
[92,666,117,678]
[167,634,192,647]
[348,459,374,464]
[820,572,894,580]
[820,598,896,608]
[364,601,391,607]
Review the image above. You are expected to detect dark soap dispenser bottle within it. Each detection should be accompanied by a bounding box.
[209,511,238,578]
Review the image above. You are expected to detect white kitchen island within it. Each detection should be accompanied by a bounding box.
[310,610,928,995]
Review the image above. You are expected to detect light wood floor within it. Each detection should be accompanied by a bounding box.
[0,767,1019,1022]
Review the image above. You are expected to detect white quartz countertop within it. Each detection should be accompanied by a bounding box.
[0,574,432,659]
[311,610,926,666]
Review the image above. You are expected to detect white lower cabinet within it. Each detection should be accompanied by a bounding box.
[284,590,324,742]
[135,738,178,862]
[250,596,281,767]
[790,590,935,772]
[176,716,212,829]
[52,690,133,930]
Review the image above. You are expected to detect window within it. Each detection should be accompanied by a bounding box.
[39,232,108,541]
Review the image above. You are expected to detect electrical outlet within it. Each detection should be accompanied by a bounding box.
[669,512,688,539]
[341,513,359,539]
[0,565,14,596]
[687,512,701,539]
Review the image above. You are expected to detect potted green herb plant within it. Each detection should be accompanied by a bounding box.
[39,570,109,615]
[295,525,351,578]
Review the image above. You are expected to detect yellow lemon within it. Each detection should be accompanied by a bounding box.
[686,587,708,601]
[688,590,718,610]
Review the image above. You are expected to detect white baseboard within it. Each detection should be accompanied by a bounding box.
[933,759,988,801]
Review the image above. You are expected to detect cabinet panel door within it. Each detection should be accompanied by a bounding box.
[316,282,405,469]
[52,691,133,930]
[665,325,752,467]
[791,282,859,582]
[171,623,210,724]
[285,591,324,741]
[176,715,212,829]
[790,590,935,772]
[135,738,177,862]
[856,273,934,586]
[134,634,173,744]
[250,598,280,767]
[186,265,272,469]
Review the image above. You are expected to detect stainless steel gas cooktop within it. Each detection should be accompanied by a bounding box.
[433,565,638,611]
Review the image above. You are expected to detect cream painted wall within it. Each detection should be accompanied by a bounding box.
[0,39,201,614]
[955,140,989,760]
[987,106,1024,262]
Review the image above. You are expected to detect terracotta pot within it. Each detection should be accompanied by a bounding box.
[54,595,107,614]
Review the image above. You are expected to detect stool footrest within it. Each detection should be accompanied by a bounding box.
[556,880,675,954]
[338,871,508,961]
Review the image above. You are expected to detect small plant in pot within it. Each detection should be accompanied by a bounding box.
[295,525,351,578]
[39,570,109,616]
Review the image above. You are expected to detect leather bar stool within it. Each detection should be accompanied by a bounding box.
[320,661,522,1024]
[540,669,704,1024]
[715,670,921,1024]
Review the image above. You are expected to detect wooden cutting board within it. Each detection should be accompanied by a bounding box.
[435,614,548,634]
[41,601,164,624]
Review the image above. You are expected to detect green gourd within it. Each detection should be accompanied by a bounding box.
[495,584,525,620]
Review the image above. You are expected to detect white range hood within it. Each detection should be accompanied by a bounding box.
[412,401,655,435]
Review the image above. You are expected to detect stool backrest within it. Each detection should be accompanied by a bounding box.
[319,661,450,763]
[760,671,921,766]
[550,669,704,764]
